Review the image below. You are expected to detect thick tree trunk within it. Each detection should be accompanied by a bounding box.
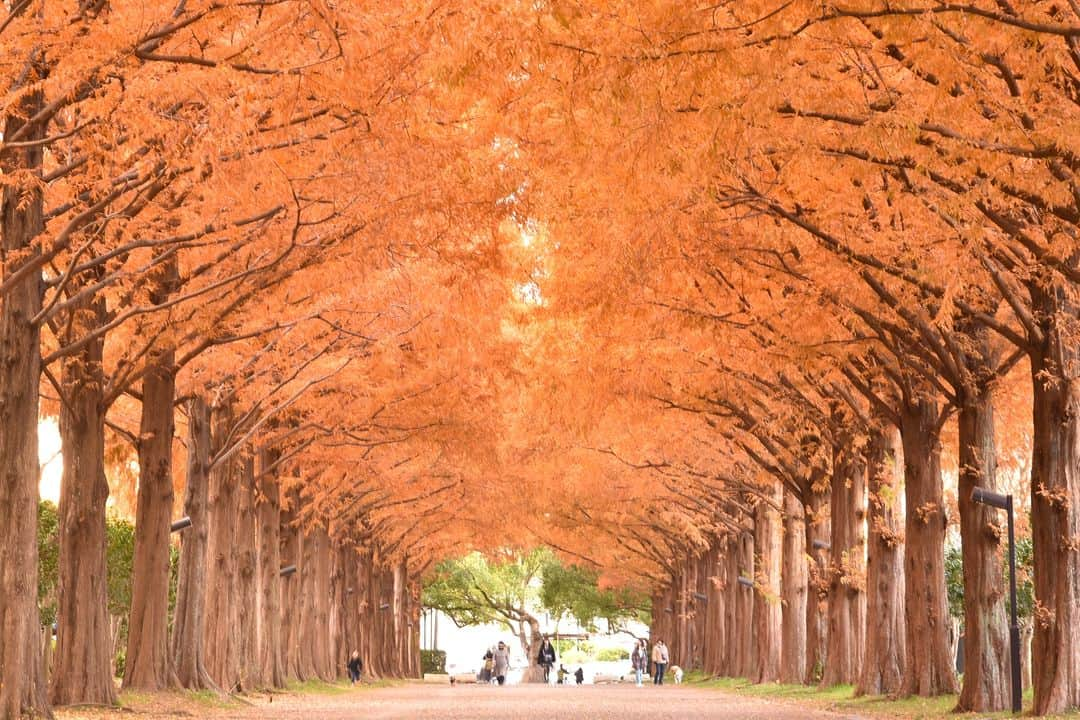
[51,297,116,707]
[170,396,216,690]
[235,454,258,691]
[0,88,52,720]
[956,381,1009,711]
[804,482,829,684]
[900,396,958,696]
[857,423,905,696]
[753,492,782,684]
[781,490,808,684]
[722,543,739,676]
[255,448,285,689]
[822,435,866,687]
[124,349,178,690]
[204,403,240,691]
[1028,281,1080,716]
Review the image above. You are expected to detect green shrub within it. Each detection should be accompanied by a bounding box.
[421,649,447,674]
[596,647,629,662]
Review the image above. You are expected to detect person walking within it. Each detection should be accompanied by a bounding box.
[493,641,512,685]
[631,639,647,686]
[537,637,557,683]
[480,648,494,683]
[651,639,668,685]
[347,651,363,684]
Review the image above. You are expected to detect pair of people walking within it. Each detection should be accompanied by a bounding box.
[630,638,668,685]
[481,641,513,685]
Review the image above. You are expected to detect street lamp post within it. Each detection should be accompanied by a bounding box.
[971,487,1022,714]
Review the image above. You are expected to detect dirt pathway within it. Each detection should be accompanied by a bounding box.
[199,683,861,720]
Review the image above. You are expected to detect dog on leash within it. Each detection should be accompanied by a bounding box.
[670,665,683,684]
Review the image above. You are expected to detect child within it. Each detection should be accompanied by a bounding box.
[557,664,568,685]
[574,667,584,685]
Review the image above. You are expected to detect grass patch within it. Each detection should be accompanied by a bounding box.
[285,678,352,695]
[686,674,1080,719]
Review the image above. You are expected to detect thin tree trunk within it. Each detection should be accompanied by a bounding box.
[857,423,905,696]
[804,483,829,684]
[51,296,116,707]
[1028,281,1080,716]
[956,379,1009,711]
[753,492,782,684]
[255,448,285,689]
[170,396,216,690]
[737,531,756,678]
[235,454,258,691]
[280,489,303,680]
[124,348,177,690]
[781,490,808,684]
[900,396,959,696]
[0,83,52,720]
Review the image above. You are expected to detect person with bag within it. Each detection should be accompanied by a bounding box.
[536,637,557,683]
[651,639,668,685]
[631,639,648,686]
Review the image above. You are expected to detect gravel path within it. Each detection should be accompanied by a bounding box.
[211,683,860,720]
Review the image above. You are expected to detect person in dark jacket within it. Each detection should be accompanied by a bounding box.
[574,667,584,685]
[537,638,557,683]
[347,651,363,684]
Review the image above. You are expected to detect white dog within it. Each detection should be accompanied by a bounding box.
[671,665,683,684]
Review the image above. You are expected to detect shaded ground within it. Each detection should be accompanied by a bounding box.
[57,683,860,720]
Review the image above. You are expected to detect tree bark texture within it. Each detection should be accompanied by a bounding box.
[124,349,178,690]
[821,434,866,687]
[857,423,905,696]
[956,382,1009,711]
[804,483,829,684]
[781,490,808,684]
[51,296,117,707]
[900,396,959,696]
[235,454,259,690]
[170,396,216,690]
[255,448,285,689]
[1028,280,1080,716]
[0,85,52,720]
[204,403,240,691]
[737,531,756,678]
[753,493,782,684]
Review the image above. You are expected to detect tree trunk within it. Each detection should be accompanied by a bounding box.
[804,481,829,684]
[235,454,258,691]
[736,530,756,678]
[255,448,285,689]
[1028,280,1080,716]
[0,85,52,720]
[753,492,782,684]
[702,544,726,676]
[51,296,116,707]
[857,423,905,696]
[900,396,958,696]
[822,434,866,687]
[956,380,1009,711]
[170,395,216,690]
[124,348,178,690]
[781,490,808,684]
[280,489,303,680]
[124,256,180,692]
[203,403,240,691]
